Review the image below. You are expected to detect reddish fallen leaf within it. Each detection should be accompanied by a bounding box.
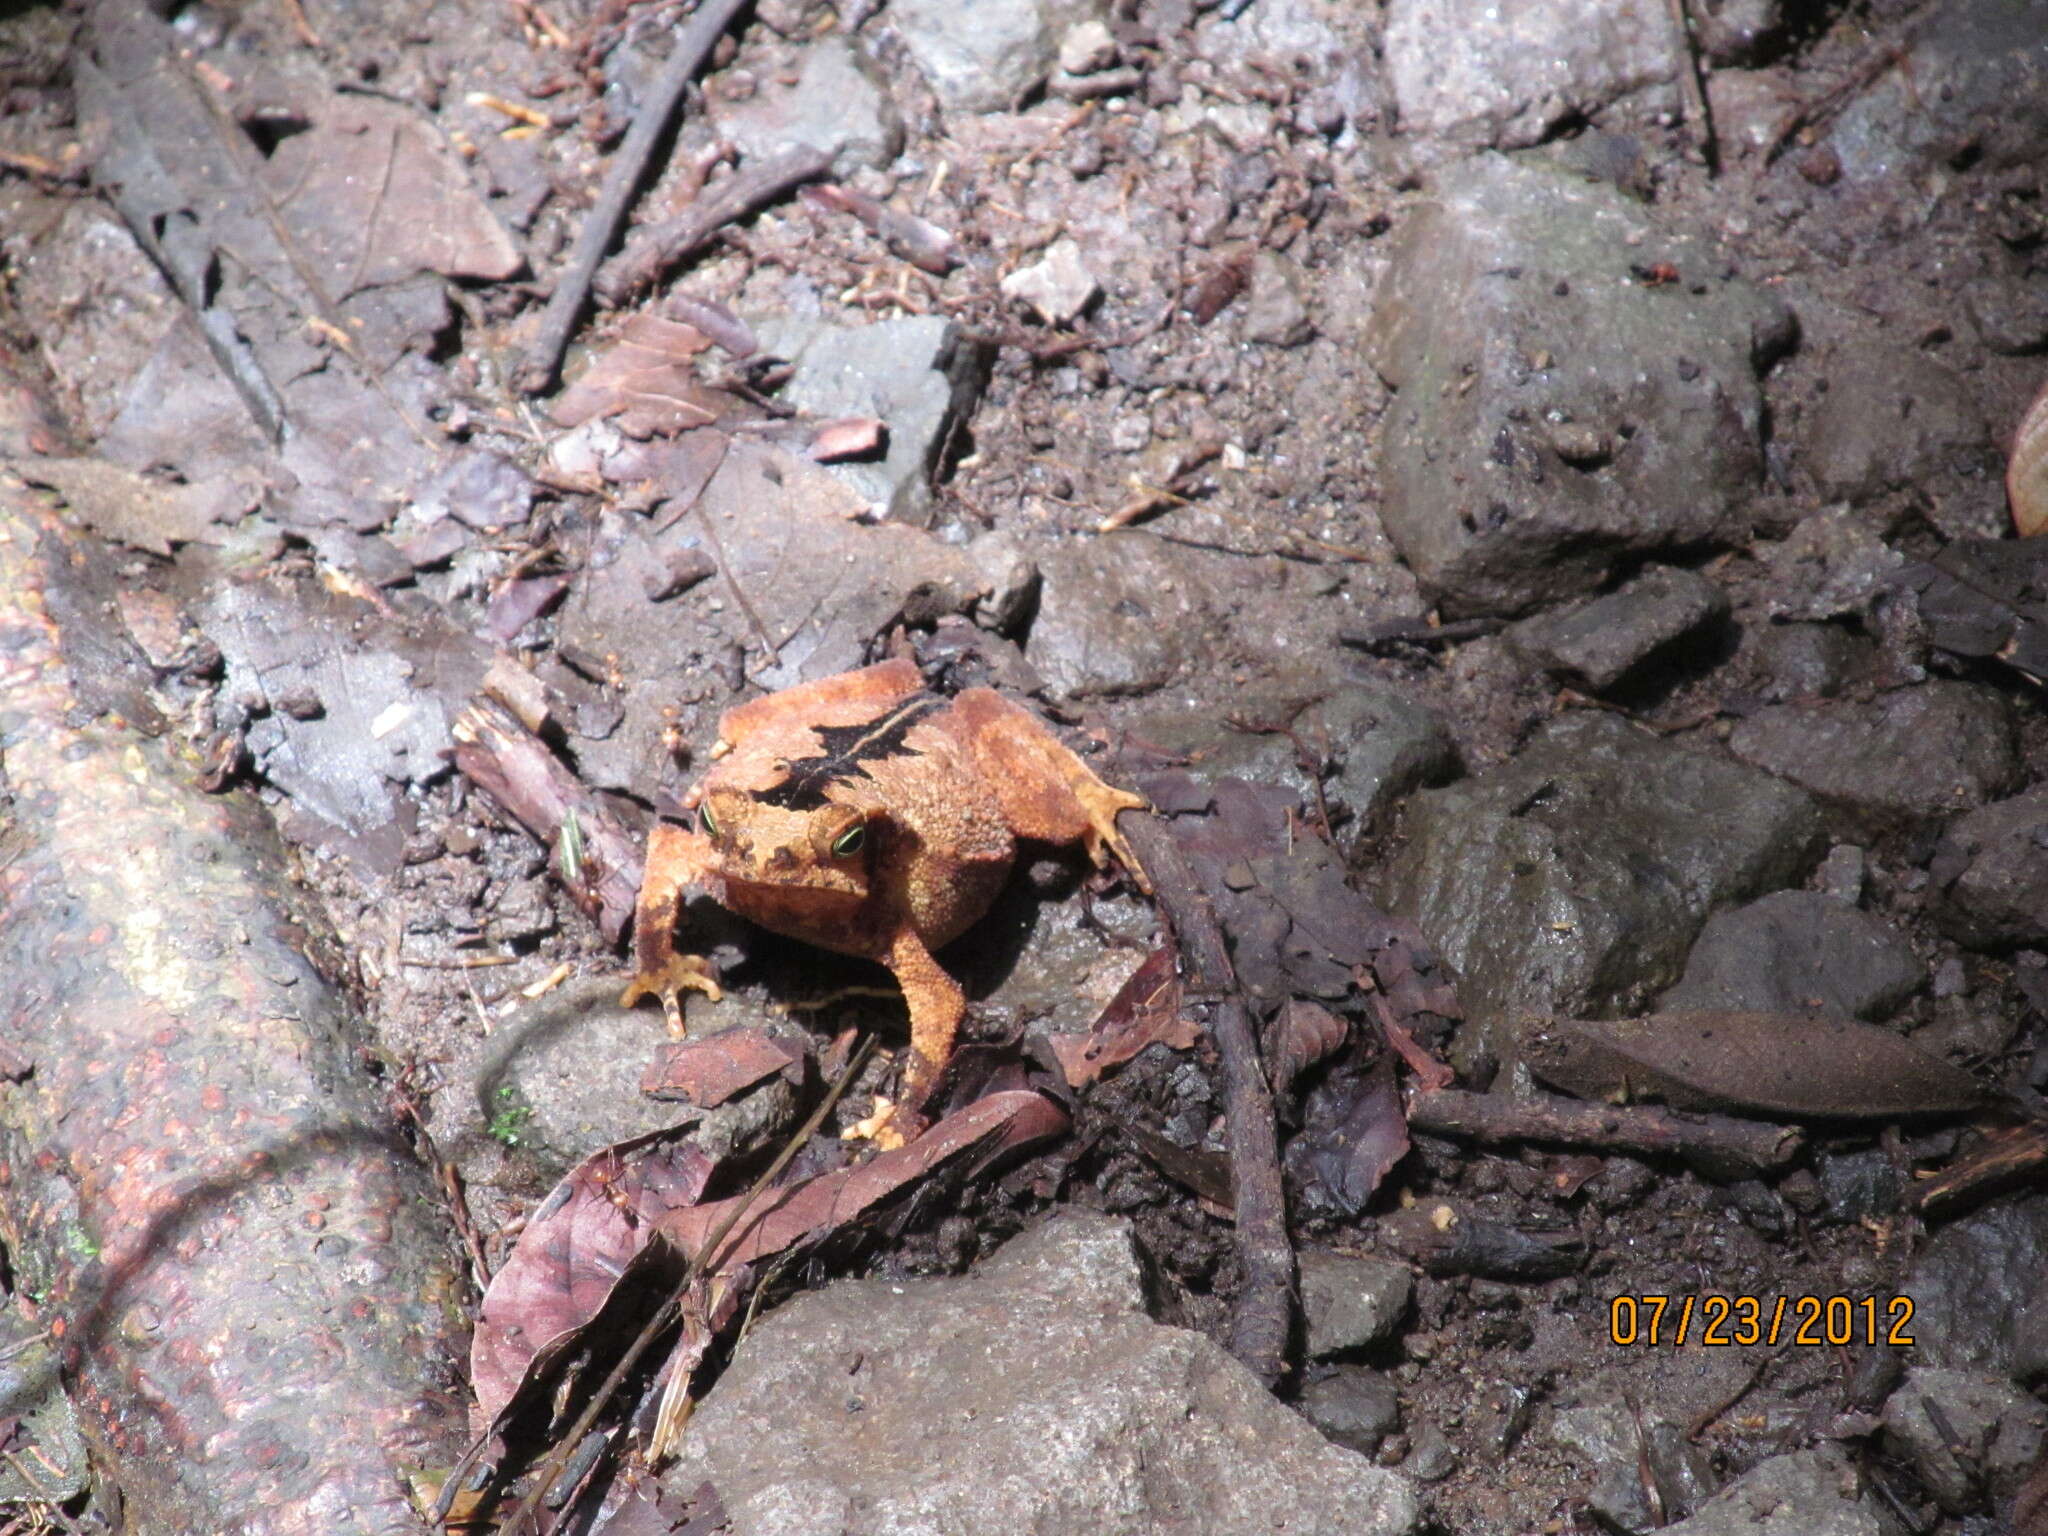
[1264,997,1348,1097]
[1045,946,1202,1087]
[641,1028,807,1107]
[470,1136,717,1420]
[1366,988,1455,1093]
[485,572,570,642]
[661,1090,1068,1267]
[551,315,728,437]
[809,415,888,463]
[1286,1059,1409,1217]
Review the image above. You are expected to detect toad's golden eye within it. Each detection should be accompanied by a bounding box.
[699,801,719,838]
[831,823,866,858]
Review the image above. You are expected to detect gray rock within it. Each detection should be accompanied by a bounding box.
[1691,0,1784,64]
[1057,18,1118,75]
[1727,681,2020,826]
[1749,621,1870,701]
[893,0,1084,112]
[1903,1196,2048,1373]
[1799,344,1994,504]
[1932,784,2048,948]
[1300,1250,1413,1358]
[1382,0,1680,151]
[1030,533,1213,697]
[1760,508,1907,623]
[1815,1149,1902,1224]
[1881,1367,2046,1514]
[1362,155,1795,615]
[1505,564,1728,689]
[1962,272,2048,356]
[1383,711,1825,1025]
[1660,890,1924,1022]
[661,1212,1420,1536]
[1553,1400,1717,1531]
[1244,252,1315,347]
[710,37,902,174]
[1657,1446,1902,1535]
[1825,0,2048,179]
[1299,1369,1402,1457]
[1817,843,1868,903]
[747,313,991,525]
[1001,238,1101,327]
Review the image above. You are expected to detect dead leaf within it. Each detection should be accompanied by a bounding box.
[470,1136,717,1421]
[23,458,257,554]
[641,1028,807,1108]
[1519,1011,1993,1120]
[1264,998,1347,1097]
[1285,1059,1409,1217]
[552,316,730,438]
[1045,946,1201,1087]
[1366,988,1454,1093]
[2010,377,2048,538]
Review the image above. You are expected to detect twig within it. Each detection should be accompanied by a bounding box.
[1404,1087,1803,1179]
[1119,813,1293,1387]
[1664,0,1717,172]
[517,0,754,394]
[486,1037,875,1535]
[593,145,834,309]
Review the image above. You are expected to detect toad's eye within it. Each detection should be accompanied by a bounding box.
[698,802,719,838]
[831,823,866,858]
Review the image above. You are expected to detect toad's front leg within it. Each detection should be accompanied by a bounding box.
[854,926,966,1148]
[622,821,725,1036]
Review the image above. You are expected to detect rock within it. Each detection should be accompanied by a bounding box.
[1882,1367,2047,1514]
[1362,155,1795,615]
[1244,252,1315,346]
[1691,0,1784,64]
[1817,843,1868,903]
[710,37,902,173]
[1504,564,1728,690]
[1656,1446,1900,1535]
[1383,712,1825,1025]
[1029,533,1213,696]
[1381,0,1680,152]
[1299,1369,1402,1457]
[660,1212,1420,1536]
[1553,1400,1716,1530]
[1931,784,2048,947]
[1748,621,1871,701]
[1824,0,2048,180]
[1799,343,1994,504]
[1814,1149,1902,1224]
[1961,272,2048,356]
[1903,1196,2048,1373]
[1727,681,2020,826]
[1057,18,1118,74]
[1659,890,1925,1022]
[893,0,1082,112]
[1759,507,1907,623]
[1001,238,1101,326]
[1705,69,1802,155]
[1300,1250,1413,1358]
[747,313,992,525]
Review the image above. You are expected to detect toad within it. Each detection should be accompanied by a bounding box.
[625,659,1150,1142]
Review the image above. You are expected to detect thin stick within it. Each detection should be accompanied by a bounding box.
[517,0,754,395]
[1405,1087,1802,1179]
[1665,0,1717,172]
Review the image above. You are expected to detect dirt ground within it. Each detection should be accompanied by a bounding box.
[2,0,2047,1531]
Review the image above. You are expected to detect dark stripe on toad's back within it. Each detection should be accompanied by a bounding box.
[756,693,944,811]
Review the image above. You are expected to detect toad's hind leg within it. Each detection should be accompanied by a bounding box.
[947,689,1151,892]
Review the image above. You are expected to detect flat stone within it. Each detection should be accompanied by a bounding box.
[1300,1250,1413,1358]
[1382,0,1680,152]
[1300,1369,1402,1457]
[1727,681,2020,826]
[1029,532,1213,697]
[660,1212,1419,1536]
[710,36,902,174]
[1760,507,1907,623]
[1962,272,2048,356]
[1659,890,1924,1022]
[1747,621,1871,701]
[1505,564,1727,689]
[1882,1367,2046,1514]
[1001,237,1101,327]
[893,0,1082,112]
[1798,343,1994,504]
[1903,1196,2048,1374]
[748,313,992,525]
[1932,784,2048,948]
[1362,154,1795,615]
[1244,251,1315,347]
[1383,711,1825,1025]
[1657,1447,1900,1535]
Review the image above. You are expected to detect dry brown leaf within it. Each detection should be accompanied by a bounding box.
[551,316,728,437]
[2010,377,2048,538]
[1045,946,1202,1087]
[641,1028,807,1107]
[23,458,258,554]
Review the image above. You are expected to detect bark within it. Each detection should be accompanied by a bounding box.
[0,495,467,1534]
